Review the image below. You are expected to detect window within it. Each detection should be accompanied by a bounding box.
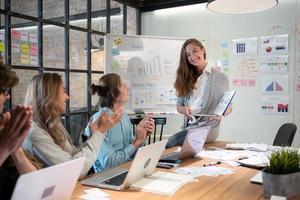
[0,0,139,143]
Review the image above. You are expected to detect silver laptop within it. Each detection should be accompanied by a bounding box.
[160,126,210,163]
[81,140,167,190]
[11,157,85,200]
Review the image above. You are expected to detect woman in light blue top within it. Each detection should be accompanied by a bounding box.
[84,73,155,173]
[166,39,232,148]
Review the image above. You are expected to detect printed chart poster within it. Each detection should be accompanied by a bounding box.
[232,58,257,87]
[260,55,288,73]
[232,37,257,56]
[131,89,156,109]
[261,97,289,115]
[261,34,288,55]
[296,32,300,92]
[261,76,288,94]
[157,87,177,105]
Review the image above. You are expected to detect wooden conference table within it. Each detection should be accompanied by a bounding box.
[71,141,299,200]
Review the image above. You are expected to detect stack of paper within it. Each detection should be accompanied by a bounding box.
[237,154,269,168]
[197,149,251,161]
[225,143,268,152]
[130,171,195,196]
[79,188,110,200]
[175,166,235,177]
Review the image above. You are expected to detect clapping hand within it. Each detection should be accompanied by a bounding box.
[133,116,155,148]
[0,105,32,165]
[89,107,123,134]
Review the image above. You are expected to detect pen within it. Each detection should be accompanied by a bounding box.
[203,161,221,167]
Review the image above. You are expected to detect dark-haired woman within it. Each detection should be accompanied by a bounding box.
[0,62,37,199]
[83,73,155,173]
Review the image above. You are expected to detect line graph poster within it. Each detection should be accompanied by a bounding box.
[261,76,288,94]
[260,55,288,73]
[261,97,289,115]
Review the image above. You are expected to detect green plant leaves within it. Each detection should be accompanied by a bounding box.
[265,148,300,174]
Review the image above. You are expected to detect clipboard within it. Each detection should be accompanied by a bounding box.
[193,90,236,117]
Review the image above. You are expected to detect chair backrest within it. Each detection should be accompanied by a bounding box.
[273,123,297,146]
[130,117,167,144]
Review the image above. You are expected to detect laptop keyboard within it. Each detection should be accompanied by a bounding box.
[160,152,179,161]
[101,171,128,186]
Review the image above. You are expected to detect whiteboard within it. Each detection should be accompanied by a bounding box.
[105,34,186,113]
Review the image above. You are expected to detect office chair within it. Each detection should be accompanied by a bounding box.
[273,123,297,146]
[130,117,167,144]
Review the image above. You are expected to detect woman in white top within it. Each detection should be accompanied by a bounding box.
[166,38,232,148]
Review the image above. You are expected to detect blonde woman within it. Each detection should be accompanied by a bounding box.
[23,73,121,177]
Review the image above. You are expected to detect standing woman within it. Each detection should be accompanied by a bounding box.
[166,39,232,148]
[83,73,154,173]
[23,73,121,177]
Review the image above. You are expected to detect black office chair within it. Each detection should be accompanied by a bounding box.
[273,123,297,146]
[130,117,167,144]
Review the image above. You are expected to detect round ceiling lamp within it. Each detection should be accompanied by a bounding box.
[206,0,278,14]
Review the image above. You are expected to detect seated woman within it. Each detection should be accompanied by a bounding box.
[83,73,154,173]
[0,62,36,199]
[23,73,121,177]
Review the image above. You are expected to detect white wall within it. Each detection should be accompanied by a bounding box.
[142,0,300,147]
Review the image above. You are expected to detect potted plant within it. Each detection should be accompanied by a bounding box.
[262,148,300,197]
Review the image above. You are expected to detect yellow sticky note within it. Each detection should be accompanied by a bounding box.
[0,42,4,52]
[21,54,29,64]
[20,44,29,54]
[114,38,122,46]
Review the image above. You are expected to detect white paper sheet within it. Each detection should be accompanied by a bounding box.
[175,166,234,177]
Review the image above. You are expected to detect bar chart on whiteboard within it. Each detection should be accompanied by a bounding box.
[105,34,187,113]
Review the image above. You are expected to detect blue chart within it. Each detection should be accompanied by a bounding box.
[236,43,246,54]
[266,81,283,92]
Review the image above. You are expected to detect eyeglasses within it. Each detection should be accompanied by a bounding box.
[0,87,10,96]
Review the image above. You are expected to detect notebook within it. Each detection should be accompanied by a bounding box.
[159,126,210,163]
[81,140,167,190]
[194,90,236,116]
[130,171,194,196]
[250,171,263,184]
[11,157,85,200]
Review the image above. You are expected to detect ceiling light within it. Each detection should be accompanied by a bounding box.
[206,0,278,14]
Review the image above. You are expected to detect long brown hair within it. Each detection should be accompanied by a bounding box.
[91,73,121,109]
[25,73,66,149]
[174,38,206,97]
